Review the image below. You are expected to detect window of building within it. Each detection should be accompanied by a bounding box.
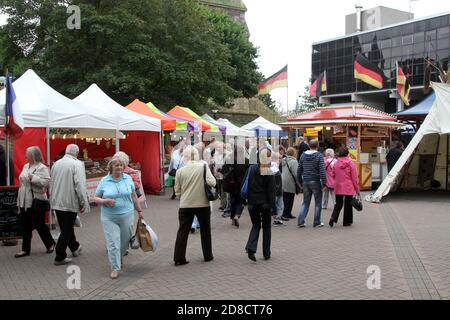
[414,20,426,33]
[380,39,391,49]
[437,26,449,39]
[425,30,436,41]
[392,46,402,58]
[402,35,413,45]
[413,42,425,54]
[403,45,413,56]
[413,32,425,43]
[362,43,371,53]
[392,36,402,47]
[437,38,450,50]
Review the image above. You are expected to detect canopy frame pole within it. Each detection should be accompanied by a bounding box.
[160,131,165,194]
[115,129,120,152]
[446,134,449,191]
[432,134,441,190]
[5,134,11,186]
[46,125,53,228]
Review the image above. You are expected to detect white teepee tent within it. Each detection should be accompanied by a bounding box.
[367,82,450,203]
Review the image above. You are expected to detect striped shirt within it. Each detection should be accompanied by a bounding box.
[297,150,327,187]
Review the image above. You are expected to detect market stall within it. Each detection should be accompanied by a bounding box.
[74,84,162,195]
[280,104,401,190]
[0,70,119,186]
[168,106,226,134]
[215,118,254,137]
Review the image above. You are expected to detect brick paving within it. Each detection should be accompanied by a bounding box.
[0,191,449,300]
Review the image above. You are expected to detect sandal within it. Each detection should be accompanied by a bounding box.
[46,244,55,254]
[14,251,30,258]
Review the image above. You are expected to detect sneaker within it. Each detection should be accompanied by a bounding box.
[314,222,324,228]
[110,270,119,279]
[280,217,289,221]
[273,220,285,226]
[54,258,72,266]
[72,245,82,257]
[298,223,306,228]
[222,212,231,218]
[190,228,196,234]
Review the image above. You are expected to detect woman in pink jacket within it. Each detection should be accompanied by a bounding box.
[329,147,360,227]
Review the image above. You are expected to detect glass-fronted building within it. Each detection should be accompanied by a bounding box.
[312,12,450,111]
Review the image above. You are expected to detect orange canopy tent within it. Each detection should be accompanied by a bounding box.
[126,99,192,131]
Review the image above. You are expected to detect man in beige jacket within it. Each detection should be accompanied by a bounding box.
[50,144,88,265]
[173,146,216,266]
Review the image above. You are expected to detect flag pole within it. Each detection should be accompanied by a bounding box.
[5,70,11,186]
[286,64,289,116]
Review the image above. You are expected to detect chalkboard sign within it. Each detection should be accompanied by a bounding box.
[0,186,22,240]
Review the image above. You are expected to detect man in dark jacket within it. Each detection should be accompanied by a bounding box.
[295,136,310,162]
[297,139,327,228]
[386,141,404,172]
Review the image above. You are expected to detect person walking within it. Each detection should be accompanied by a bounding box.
[114,151,143,197]
[168,142,186,200]
[329,147,360,227]
[281,147,298,219]
[386,141,404,172]
[50,144,87,265]
[322,149,336,210]
[222,144,249,228]
[15,146,55,258]
[271,153,285,226]
[173,146,216,266]
[245,148,276,261]
[297,139,327,228]
[92,155,144,279]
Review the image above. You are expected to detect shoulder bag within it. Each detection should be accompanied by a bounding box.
[204,164,219,201]
[285,159,301,195]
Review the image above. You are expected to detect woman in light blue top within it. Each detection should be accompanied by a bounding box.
[92,156,143,279]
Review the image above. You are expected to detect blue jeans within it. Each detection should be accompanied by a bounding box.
[298,181,323,226]
[101,211,135,271]
[275,196,284,219]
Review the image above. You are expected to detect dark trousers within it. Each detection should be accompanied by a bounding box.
[246,203,271,258]
[174,207,213,263]
[230,191,244,220]
[20,207,55,253]
[282,192,295,218]
[331,195,353,225]
[55,210,80,262]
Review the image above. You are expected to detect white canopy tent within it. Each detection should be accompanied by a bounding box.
[367,82,450,203]
[74,84,160,132]
[241,116,283,132]
[216,118,254,137]
[0,69,117,129]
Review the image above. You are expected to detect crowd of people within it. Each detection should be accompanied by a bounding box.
[10,136,365,279]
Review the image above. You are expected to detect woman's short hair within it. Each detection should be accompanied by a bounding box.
[26,146,44,164]
[107,156,124,174]
[325,148,335,158]
[114,151,130,167]
[286,147,297,157]
[183,146,200,161]
[337,146,349,157]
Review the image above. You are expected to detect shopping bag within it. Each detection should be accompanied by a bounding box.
[240,165,254,200]
[74,215,82,228]
[351,194,363,212]
[137,219,158,252]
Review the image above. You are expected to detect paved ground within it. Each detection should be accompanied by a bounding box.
[0,191,449,300]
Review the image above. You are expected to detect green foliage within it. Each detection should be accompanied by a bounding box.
[257,93,278,112]
[293,81,319,114]
[0,0,261,113]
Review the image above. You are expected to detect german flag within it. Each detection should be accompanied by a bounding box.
[396,62,411,106]
[257,65,288,95]
[354,54,384,89]
[309,71,327,97]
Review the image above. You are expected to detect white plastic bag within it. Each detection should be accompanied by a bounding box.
[74,215,82,228]
[141,219,158,252]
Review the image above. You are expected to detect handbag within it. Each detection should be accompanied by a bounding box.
[168,168,177,177]
[30,189,50,212]
[204,164,219,201]
[285,159,301,195]
[240,165,254,200]
[351,194,363,212]
[130,222,140,250]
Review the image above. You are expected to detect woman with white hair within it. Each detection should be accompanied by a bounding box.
[173,146,216,266]
[92,156,144,279]
[322,148,336,210]
[15,146,55,258]
[114,151,142,197]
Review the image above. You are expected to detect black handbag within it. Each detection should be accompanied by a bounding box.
[351,194,363,212]
[30,187,50,212]
[168,168,177,177]
[203,164,219,201]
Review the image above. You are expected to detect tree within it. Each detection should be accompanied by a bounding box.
[205,9,262,98]
[0,0,261,113]
[293,83,319,114]
[257,93,278,112]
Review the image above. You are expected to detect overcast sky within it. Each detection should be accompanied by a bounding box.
[244,0,450,113]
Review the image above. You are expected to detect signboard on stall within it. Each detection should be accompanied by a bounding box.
[0,186,22,240]
[304,128,319,137]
